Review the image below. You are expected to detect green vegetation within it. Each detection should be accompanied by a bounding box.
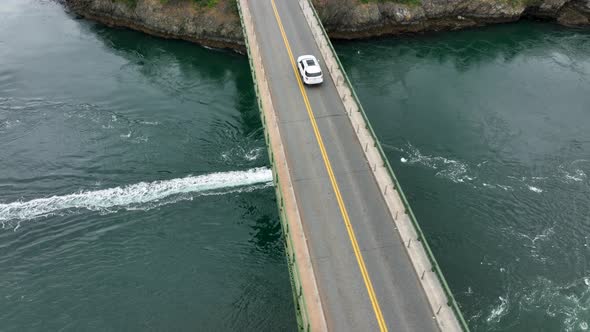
[360,0,542,6]
[116,0,219,9]
[198,0,219,7]
[359,0,421,5]
[114,0,138,7]
[505,0,543,7]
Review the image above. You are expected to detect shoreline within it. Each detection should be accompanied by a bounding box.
[64,0,590,52]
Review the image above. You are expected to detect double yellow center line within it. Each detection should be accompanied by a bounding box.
[268,0,388,331]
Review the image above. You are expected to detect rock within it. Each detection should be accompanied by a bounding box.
[64,0,590,51]
[539,0,571,15]
[558,4,590,25]
[65,0,245,51]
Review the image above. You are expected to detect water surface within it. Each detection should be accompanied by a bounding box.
[3,0,590,331]
[0,0,295,330]
[337,21,590,331]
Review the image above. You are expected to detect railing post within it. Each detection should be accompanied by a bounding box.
[245,0,470,328]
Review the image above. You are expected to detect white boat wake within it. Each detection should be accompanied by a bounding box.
[0,167,273,228]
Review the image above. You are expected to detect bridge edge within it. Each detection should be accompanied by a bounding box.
[236,1,329,331]
[297,1,470,331]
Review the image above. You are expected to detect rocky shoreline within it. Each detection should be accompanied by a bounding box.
[65,0,246,51]
[316,0,590,39]
[64,0,590,51]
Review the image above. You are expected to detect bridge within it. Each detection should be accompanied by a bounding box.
[236,0,468,330]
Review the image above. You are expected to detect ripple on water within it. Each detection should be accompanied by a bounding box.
[337,21,590,332]
[391,142,590,194]
[519,277,590,332]
[0,1,296,329]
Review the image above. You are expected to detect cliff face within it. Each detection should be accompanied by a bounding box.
[65,0,245,50]
[65,0,590,50]
[316,0,590,38]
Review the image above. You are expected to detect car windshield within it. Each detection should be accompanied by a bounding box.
[306,59,316,66]
[306,71,321,77]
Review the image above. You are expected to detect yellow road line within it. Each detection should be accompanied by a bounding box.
[268,0,388,331]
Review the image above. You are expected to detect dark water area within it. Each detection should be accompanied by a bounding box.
[336,22,590,331]
[3,0,590,331]
[0,0,295,330]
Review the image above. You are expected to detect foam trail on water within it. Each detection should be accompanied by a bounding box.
[0,167,273,225]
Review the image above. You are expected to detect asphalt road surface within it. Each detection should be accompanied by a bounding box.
[247,0,440,330]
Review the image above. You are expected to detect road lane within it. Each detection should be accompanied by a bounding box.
[247,0,440,330]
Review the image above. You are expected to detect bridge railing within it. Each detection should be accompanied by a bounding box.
[298,0,469,330]
[236,1,313,330]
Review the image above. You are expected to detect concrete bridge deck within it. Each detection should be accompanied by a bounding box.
[237,0,467,330]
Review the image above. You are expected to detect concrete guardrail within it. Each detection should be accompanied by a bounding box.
[297,0,470,330]
[236,1,329,331]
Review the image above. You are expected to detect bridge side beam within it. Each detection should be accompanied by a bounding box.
[236,1,329,331]
[297,0,469,330]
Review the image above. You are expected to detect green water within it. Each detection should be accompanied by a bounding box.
[2,1,590,331]
[336,22,590,331]
[0,0,294,330]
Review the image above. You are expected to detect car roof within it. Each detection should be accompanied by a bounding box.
[298,55,320,73]
[305,65,321,74]
[298,54,318,63]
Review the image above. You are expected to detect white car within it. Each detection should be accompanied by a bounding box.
[297,55,323,85]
